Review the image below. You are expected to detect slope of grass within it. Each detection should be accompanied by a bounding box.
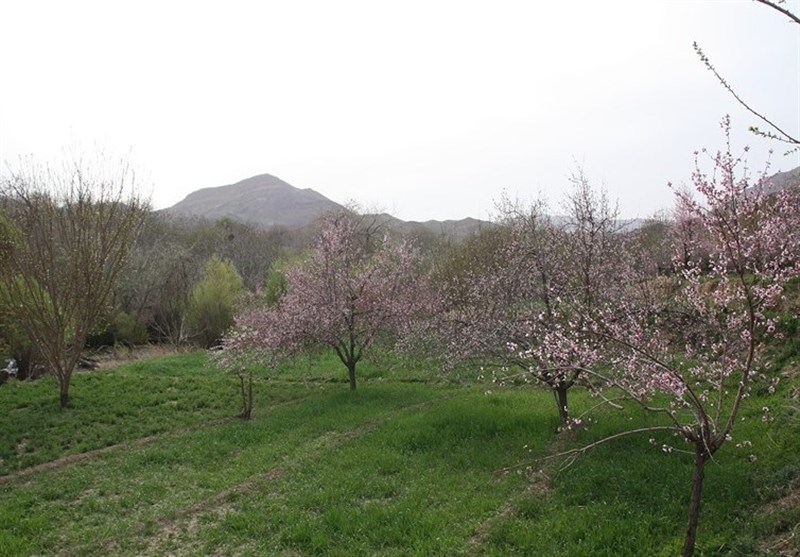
[0,350,796,556]
[0,352,308,475]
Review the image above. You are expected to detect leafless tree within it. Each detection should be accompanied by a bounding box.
[0,155,148,408]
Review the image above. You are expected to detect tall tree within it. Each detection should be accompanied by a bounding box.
[0,156,148,408]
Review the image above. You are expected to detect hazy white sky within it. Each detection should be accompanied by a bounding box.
[1,0,798,221]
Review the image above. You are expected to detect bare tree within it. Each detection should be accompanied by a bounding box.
[0,155,148,408]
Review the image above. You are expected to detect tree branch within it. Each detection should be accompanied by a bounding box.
[754,0,800,25]
[693,41,799,146]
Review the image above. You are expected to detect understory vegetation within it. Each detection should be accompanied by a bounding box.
[0,350,797,556]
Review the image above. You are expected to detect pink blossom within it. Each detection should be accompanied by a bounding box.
[219,212,438,391]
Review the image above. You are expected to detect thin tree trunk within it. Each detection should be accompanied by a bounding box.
[239,374,246,418]
[239,373,252,420]
[682,443,709,557]
[555,385,569,426]
[247,374,253,419]
[59,374,70,409]
[348,362,357,392]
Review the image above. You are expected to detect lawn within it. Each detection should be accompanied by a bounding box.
[0,351,797,556]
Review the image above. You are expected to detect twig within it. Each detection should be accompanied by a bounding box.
[497,426,677,474]
[693,42,799,146]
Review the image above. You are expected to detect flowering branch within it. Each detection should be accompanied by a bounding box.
[498,426,678,474]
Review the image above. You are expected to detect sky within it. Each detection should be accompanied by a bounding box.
[1,0,798,222]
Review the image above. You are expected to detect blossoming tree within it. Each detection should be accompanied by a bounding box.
[584,122,799,556]
[448,172,624,426]
[222,212,433,394]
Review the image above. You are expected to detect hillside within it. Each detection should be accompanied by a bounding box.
[765,164,800,194]
[165,165,799,240]
[165,174,345,229]
[368,213,493,243]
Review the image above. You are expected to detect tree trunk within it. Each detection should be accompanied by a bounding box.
[555,385,569,426]
[239,373,253,420]
[247,374,253,418]
[682,442,709,557]
[348,362,357,392]
[59,376,70,409]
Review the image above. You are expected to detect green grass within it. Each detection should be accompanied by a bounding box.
[0,350,797,556]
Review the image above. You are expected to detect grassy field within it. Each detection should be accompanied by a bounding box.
[0,351,797,556]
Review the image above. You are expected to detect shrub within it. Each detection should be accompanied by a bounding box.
[188,256,245,348]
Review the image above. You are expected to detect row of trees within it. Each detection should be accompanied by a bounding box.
[218,127,799,556]
[112,213,296,348]
[0,153,480,407]
[0,5,794,554]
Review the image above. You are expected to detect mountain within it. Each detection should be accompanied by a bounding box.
[165,174,345,229]
[164,173,490,239]
[765,165,800,194]
[163,165,800,240]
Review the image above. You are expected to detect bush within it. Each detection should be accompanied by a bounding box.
[188,256,245,348]
[112,311,149,347]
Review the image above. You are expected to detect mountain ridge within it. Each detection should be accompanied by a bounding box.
[164,165,799,239]
[164,173,490,240]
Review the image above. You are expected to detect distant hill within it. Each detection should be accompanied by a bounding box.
[163,165,800,242]
[765,165,800,194]
[367,213,493,242]
[164,174,345,229]
[164,173,491,240]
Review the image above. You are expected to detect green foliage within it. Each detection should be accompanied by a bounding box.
[262,261,289,307]
[0,277,58,380]
[0,292,34,375]
[188,256,245,348]
[111,311,149,347]
[764,276,800,368]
